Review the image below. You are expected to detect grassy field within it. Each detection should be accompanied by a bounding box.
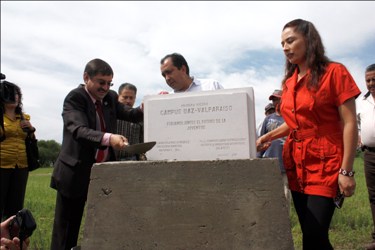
[23,156,372,249]
[23,168,56,249]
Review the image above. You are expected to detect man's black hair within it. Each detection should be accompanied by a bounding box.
[160,53,190,75]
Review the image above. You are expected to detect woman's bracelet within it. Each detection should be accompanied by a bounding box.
[339,168,355,177]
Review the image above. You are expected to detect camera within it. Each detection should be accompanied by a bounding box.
[0,73,17,104]
[8,209,37,243]
[333,189,345,209]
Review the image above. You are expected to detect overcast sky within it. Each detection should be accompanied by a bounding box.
[1,1,374,143]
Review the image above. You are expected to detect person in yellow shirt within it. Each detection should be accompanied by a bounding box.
[0,83,35,221]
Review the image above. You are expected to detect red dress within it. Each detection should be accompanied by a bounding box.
[280,62,361,198]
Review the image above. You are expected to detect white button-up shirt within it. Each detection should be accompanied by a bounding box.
[358,94,375,147]
[174,77,223,93]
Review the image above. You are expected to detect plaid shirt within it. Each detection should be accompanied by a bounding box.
[116,120,144,160]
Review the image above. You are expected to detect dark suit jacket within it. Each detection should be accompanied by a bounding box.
[50,84,143,198]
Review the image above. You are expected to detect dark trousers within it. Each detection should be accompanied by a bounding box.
[292,191,335,250]
[364,151,375,240]
[51,191,86,250]
[0,167,29,221]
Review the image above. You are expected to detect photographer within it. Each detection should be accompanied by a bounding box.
[0,215,29,250]
[0,80,36,221]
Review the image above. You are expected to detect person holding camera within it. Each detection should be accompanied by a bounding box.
[0,83,36,221]
[0,215,30,250]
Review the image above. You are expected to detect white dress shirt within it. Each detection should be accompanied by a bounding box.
[174,77,223,93]
[358,94,375,147]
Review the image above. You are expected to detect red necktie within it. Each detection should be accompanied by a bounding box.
[95,101,106,162]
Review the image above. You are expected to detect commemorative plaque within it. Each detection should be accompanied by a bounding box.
[143,87,257,160]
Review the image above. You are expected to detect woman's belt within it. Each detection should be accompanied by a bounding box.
[290,124,342,142]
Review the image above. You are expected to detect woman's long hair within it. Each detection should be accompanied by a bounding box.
[14,86,24,116]
[281,19,330,90]
[0,83,23,115]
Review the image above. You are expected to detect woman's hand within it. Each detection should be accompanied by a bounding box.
[20,120,35,133]
[256,122,290,152]
[256,135,271,152]
[338,174,356,197]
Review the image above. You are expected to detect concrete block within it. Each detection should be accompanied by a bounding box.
[81,159,294,250]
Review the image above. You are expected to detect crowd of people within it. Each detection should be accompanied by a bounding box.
[1,18,374,250]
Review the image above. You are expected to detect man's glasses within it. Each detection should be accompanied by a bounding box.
[91,78,114,87]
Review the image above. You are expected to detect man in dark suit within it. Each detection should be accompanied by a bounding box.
[50,58,143,250]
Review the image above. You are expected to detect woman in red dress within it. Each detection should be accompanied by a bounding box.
[257,19,360,249]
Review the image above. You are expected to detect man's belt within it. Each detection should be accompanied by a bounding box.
[362,145,375,152]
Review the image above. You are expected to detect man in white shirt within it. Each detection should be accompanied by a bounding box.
[160,53,223,93]
[358,64,375,250]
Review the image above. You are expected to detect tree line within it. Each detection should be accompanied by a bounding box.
[38,140,61,167]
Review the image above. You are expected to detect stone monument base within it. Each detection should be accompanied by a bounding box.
[81,159,294,250]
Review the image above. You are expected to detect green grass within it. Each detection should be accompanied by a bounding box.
[23,168,55,249]
[23,157,372,249]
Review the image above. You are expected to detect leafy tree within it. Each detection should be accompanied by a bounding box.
[38,140,61,167]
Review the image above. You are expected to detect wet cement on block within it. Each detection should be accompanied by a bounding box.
[81,159,294,250]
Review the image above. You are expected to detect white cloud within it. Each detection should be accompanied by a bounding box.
[1,1,375,143]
